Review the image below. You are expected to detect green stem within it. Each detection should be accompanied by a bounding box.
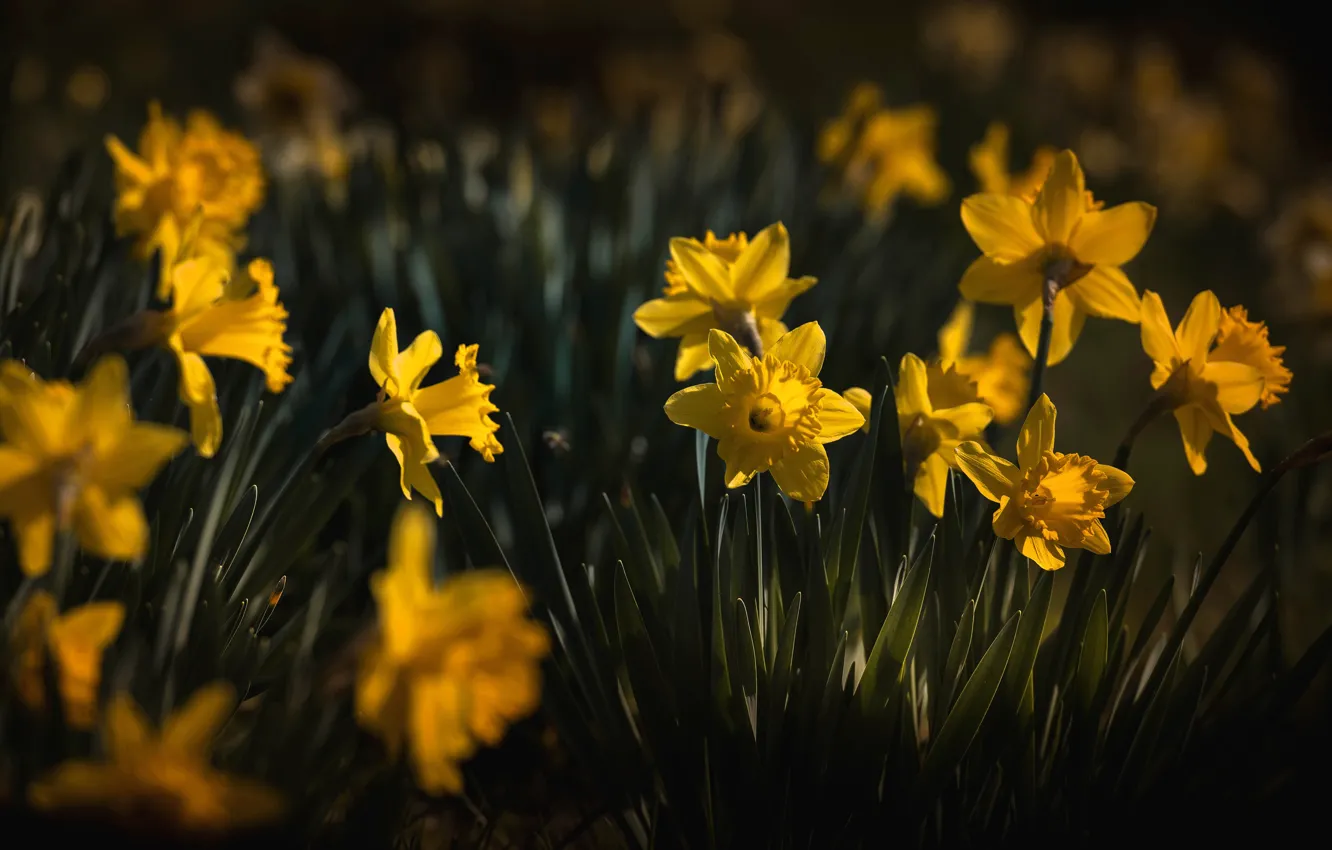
[1111,391,1177,473]
[1024,279,1058,413]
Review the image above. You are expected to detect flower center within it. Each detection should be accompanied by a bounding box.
[1041,245,1092,288]
[747,393,785,433]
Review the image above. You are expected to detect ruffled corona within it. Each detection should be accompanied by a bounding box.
[1211,305,1292,409]
[895,352,994,517]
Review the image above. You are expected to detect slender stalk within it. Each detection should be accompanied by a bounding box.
[1111,391,1178,472]
[1024,279,1059,413]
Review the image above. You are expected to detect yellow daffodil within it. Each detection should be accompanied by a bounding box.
[955,395,1134,571]
[13,591,125,729]
[849,106,951,215]
[817,83,887,164]
[0,356,187,576]
[634,223,817,381]
[895,353,993,517]
[355,504,550,795]
[29,682,283,832]
[1212,306,1292,409]
[1140,290,1267,474]
[105,102,265,266]
[960,150,1157,365]
[968,122,1055,202]
[368,308,503,516]
[663,323,865,502]
[152,216,292,457]
[937,300,1032,425]
[841,387,872,433]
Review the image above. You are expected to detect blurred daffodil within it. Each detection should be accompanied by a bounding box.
[960,150,1156,365]
[664,322,864,502]
[955,395,1134,571]
[937,300,1031,425]
[968,122,1055,202]
[14,591,124,730]
[895,353,993,517]
[105,102,264,269]
[29,682,283,831]
[355,504,549,795]
[0,356,187,576]
[1140,290,1271,474]
[634,223,817,380]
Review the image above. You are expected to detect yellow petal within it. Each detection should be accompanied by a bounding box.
[914,453,949,518]
[172,347,221,457]
[1017,394,1057,470]
[731,222,791,303]
[1199,401,1261,473]
[386,434,445,516]
[993,495,1025,538]
[634,293,715,339]
[899,150,951,206]
[934,402,993,442]
[841,387,872,432]
[960,194,1045,262]
[1139,291,1181,368]
[413,344,503,462]
[1174,406,1213,475]
[1096,464,1135,506]
[105,693,153,761]
[1082,521,1112,555]
[72,486,148,563]
[389,502,437,584]
[673,331,714,380]
[1064,266,1141,322]
[752,275,817,322]
[669,237,734,303]
[52,602,125,652]
[954,441,1019,502]
[167,257,228,315]
[12,507,56,577]
[370,308,401,394]
[769,442,831,502]
[1202,361,1264,415]
[104,135,155,185]
[813,388,865,443]
[959,256,1043,306]
[937,300,974,363]
[409,675,472,795]
[717,436,759,489]
[708,329,753,393]
[769,322,826,375]
[895,353,932,419]
[162,681,237,758]
[1176,290,1220,365]
[77,357,132,439]
[0,362,76,456]
[89,422,188,490]
[1016,292,1085,366]
[1031,150,1086,245]
[1020,533,1067,571]
[664,383,728,438]
[396,331,443,395]
[378,401,439,465]
[1069,201,1156,266]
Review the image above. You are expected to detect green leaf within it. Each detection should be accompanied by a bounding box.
[734,598,759,698]
[1127,575,1175,663]
[764,592,802,761]
[858,534,933,713]
[1000,570,1053,708]
[1075,590,1108,715]
[940,598,976,716]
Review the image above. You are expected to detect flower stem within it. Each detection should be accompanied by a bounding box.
[1111,391,1178,473]
[1024,279,1058,412]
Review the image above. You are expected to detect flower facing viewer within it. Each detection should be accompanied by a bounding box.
[13,591,124,730]
[664,322,865,502]
[960,149,1157,364]
[0,357,188,576]
[356,504,550,794]
[895,353,993,517]
[954,394,1134,570]
[634,223,817,380]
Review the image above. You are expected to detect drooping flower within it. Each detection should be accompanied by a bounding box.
[954,394,1134,571]
[1139,290,1267,474]
[1211,306,1292,409]
[968,122,1055,202]
[634,223,817,381]
[28,682,284,832]
[0,356,188,576]
[105,102,265,267]
[960,149,1157,365]
[355,503,550,795]
[13,591,125,729]
[367,308,503,516]
[153,215,292,457]
[936,299,1032,425]
[841,386,872,433]
[663,323,865,501]
[895,353,993,517]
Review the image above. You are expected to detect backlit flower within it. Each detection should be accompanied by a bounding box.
[848,107,951,215]
[955,394,1134,571]
[663,323,864,501]
[1140,290,1266,474]
[1211,306,1291,409]
[13,591,125,729]
[968,122,1055,202]
[105,102,264,266]
[634,223,817,381]
[0,356,188,576]
[936,300,1032,425]
[895,353,993,517]
[355,503,550,795]
[960,150,1156,365]
[29,682,284,832]
[369,309,503,516]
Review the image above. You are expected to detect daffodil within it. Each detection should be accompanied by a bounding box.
[634,223,817,381]
[13,591,125,729]
[968,122,1055,202]
[29,682,284,832]
[355,504,550,795]
[0,356,188,576]
[954,395,1134,571]
[849,106,951,215]
[1211,306,1292,409]
[366,308,503,516]
[937,300,1032,425]
[1140,290,1267,474]
[105,102,265,266]
[960,150,1157,365]
[663,323,865,502]
[895,353,993,517]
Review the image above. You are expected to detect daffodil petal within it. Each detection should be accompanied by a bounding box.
[77,357,132,436]
[752,276,817,321]
[91,423,188,491]
[12,507,56,577]
[770,322,826,375]
[1139,291,1180,369]
[959,255,1043,306]
[842,387,873,432]
[717,436,761,489]
[1200,401,1261,473]
[670,237,734,302]
[960,193,1045,261]
[104,693,152,762]
[664,383,729,438]
[731,222,790,303]
[1016,292,1084,365]
[1174,406,1213,475]
[1202,361,1264,415]
[1020,533,1067,571]
[1017,394,1057,470]
[954,441,1019,502]
[914,453,950,518]
[1082,521,1112,555]
[1176,290,1221,365]
[1065,265,1141,322]
[1069,202,1156,266]
[52,602,125,652]
[1031,150,1085,245]
[396,330,443,395]
[72,486,148,563]
[937,300,974,363]
[161,682,236,757]
[770,442,831,502]
[993,495,1025,538]
[895,353,932,420]
[1096,464,1135,506]
[813,388,866,443]
[386,434,445,516]
[935,402,993,442]
[708,329,753,394]
[634,293,716,339]
[673,331,714,381]
[379,401,439,465]
[370,308,401,394]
